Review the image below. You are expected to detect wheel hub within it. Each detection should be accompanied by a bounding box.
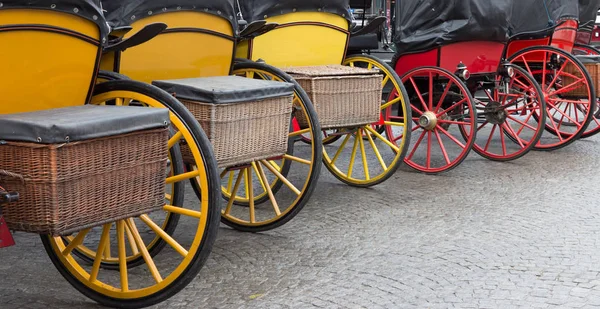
[484,101,507,125]
[419,111,438,131]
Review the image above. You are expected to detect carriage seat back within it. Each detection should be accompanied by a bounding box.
[105,11,236,84]
[0,9,102,114]
[551,19,579,53]
[236,12,350,68]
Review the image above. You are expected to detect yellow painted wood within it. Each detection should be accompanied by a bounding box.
[0,9,99,114]
[242,12,350,67]
[115,11,235,83]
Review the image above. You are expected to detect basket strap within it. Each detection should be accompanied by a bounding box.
[0,170,26,183]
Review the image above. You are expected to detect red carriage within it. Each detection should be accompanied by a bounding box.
[390,0,598,174]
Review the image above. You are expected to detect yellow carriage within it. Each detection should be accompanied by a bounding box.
[96,0,323,234]
[0,0,222,308]
[236,0,413,187]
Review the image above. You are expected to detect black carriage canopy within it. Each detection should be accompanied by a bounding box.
[101,0,237,29]
[0,0,110,41]
[579,0,600,25]
[393,0,513,54]
[238,0,353,24]
[510,0,580,34]
[394,0,584,54]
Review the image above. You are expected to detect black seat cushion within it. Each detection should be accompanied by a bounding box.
[0,105,169,144]
[348,33,379,51]
[575,55,600,64]
[152,76,294,104]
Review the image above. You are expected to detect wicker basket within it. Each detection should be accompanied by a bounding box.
[285,65,383,129]
[563,59,600,97]
[180,96,293,168]
[0,128,169,236]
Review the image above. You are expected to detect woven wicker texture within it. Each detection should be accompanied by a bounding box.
[0,128,169,236]
[180,96,293,168]
[563,62,600,97]
[285,65,383,129]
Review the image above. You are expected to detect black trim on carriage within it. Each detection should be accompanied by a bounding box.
[161,28,236,42]
[273,21,349,35]
[0,24,100,45]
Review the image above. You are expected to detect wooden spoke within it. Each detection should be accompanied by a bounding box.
[140,214,188,257]
[261,160,301,195]
[256,163,281,216]
[163,205,203,219]
[62,228,91,256]
[89,224,112,283]
[166,170,200,184]
[116,220,129,292]
[126,218,163,284]
[224,171,245,215]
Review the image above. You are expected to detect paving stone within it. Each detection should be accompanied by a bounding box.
[3,136,600,308]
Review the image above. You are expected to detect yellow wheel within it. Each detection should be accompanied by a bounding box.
[320,54,412,188]
[70,72,184,269]
[41,80,220,308]
[189,60,323,232]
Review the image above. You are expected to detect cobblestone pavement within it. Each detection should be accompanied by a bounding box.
[3,135,600,309]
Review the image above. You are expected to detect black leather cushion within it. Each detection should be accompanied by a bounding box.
[575,55,600,64]
[0,105,169,144]
[348,33,379,51]
[153,76,294,104]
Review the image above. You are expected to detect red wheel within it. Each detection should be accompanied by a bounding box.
[508,46,597,150]
[462,65,547,161]
[392,67,477,174]
[573,43,600,56]
[568,44,600,139]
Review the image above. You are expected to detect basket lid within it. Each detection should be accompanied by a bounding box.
[0,105,169,144]
[152,76,295,104]
[283,65,381,77]
[574,55,600,64]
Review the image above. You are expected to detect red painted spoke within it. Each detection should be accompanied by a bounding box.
[437,126,466,148]
[515,110,536,136]
[546,112,564,141]
[435,80,454,113]
[500,125,507,156]
[426,131,432,169]
[477,120,490,131]
[393,125,420,142]
[548,78,586,97]
[436,98,468,118]
[428,72,434,111]
[541,51,548,88]
[434,130,451,165]
[406,130,427,161]
[507,115,537,131]
[547,59,568,90]
[519,55,534,77]
[411,104,425,116]
[503,122,526,148]
[556,103,570,131]
[546,101,583,127]
[513,77,531,90]
[548,98,590,105]
[409,77,429,111]
[437,120,472,126]
[484,125,497,152]
[484,90,494,102]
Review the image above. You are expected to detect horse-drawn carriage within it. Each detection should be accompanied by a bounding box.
[0,0,222,307]
[391,0,599,173]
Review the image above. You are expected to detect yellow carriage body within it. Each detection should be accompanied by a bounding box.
[236,12,350,67]
[101,11,235,82]
[0,9,101,114]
